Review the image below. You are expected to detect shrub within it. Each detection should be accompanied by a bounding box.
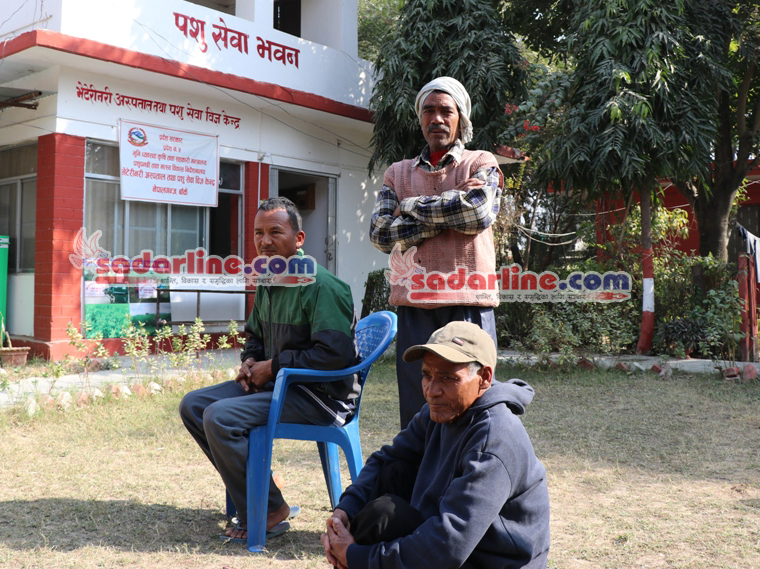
[523,301,638,363]
[361,269,395,318]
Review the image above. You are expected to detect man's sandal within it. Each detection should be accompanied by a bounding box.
[219,521,291,543]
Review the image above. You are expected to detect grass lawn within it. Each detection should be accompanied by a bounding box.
[1,359,759,568]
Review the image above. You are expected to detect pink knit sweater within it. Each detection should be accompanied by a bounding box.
[385,150,500,308]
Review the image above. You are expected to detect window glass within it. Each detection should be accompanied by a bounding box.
[86,143,119,177]
[19,179,36,271]
[85,179,123,256]
[128,201,167,257]
[171,205,205,256]
[274,0,301,37]
[83,142,232,262]
[0,182,18,272]
[0,144,37,179]
[219,162,241,192]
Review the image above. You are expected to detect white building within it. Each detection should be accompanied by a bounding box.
[0,0,386,359]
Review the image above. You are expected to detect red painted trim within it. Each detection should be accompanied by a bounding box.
[2,30,374,123]
[637,311,655,355]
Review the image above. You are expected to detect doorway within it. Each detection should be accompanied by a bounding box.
[270,169,336,272]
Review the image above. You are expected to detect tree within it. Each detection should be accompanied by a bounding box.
[505,0,713,353]
[511,0,760,262]
[367,0,527,174]
[358,0,404,62]
[673,0,760,260]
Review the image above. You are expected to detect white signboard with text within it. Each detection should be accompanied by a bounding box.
[119,119,219,207]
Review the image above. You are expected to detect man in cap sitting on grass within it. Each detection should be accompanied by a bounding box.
[321,321,550,569]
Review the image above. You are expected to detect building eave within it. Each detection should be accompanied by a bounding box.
[0,29,374,124]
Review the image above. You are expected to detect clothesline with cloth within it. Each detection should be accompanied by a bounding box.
[736,223,760,284]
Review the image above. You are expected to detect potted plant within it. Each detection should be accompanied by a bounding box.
[0,313,30,367]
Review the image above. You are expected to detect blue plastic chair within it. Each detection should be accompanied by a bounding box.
[226,310,397,552]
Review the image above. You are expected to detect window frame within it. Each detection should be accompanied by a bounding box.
[84,141,243,259]
[0,174,37,274]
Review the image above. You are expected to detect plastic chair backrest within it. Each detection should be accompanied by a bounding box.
[345,310,396,421]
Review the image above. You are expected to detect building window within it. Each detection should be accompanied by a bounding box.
[274,0,301,37]
[210,161,243,258]
[0,144,37,274]
[84,141,241,261]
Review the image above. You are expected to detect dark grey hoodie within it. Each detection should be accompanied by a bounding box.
[337,379,550,569]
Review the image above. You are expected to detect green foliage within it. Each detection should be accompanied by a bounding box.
[129,313,170,336]
[0,312,11,348]
[66,321,112,388]
[368,0,527,173]
[358,0,404,61]
[505,0,575,61]
[535,0,712,192]
[654,254,742,361]
[121,317,218,376]
[121,315,152,374]
[216,320,244,351]
[590,199,743,360]
[361,269,395,318]
[494,300,535,349]
[507,0,759,260]
[520,301,637,365]
[693,282,743,361]
[84,304,131,338]
[656,317,704,359]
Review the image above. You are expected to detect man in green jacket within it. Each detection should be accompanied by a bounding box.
[180,197,359,543]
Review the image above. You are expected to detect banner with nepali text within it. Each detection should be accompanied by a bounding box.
[119,119,219,207]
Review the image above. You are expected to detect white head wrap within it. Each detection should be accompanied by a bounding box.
[414,76,473,144]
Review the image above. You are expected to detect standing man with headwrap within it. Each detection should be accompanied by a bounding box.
[369,76,504,429]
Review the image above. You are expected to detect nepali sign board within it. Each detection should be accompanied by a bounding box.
[119,119,219,207]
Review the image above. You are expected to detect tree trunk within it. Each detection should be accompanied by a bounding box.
[692,183,736,261]
[637,188,655,354]
[675,72,759,261]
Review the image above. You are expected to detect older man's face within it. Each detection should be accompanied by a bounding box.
[421,352,492,423]
[420,91,460,153]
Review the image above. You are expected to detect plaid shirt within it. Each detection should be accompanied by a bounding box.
[370,140,502,253]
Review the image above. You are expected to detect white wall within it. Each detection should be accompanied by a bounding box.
[334,166,386,312]
[52,0,372,108]
[52,65,386,309]
[301,0,358,59]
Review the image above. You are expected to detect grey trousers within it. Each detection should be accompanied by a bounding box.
[179,380,334,523]
[395,305,497,429]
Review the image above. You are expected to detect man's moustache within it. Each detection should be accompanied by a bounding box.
[427,125,450,134]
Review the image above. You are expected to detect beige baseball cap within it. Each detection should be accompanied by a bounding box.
[402,321,497,368]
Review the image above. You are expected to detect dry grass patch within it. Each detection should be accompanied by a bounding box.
[1,360,759,568]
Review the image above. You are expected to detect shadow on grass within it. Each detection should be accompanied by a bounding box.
[0,498,320,558]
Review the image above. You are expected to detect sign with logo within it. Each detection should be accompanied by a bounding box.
[119,119,219,207]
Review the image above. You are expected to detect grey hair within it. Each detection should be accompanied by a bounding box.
[468,362,483,377]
